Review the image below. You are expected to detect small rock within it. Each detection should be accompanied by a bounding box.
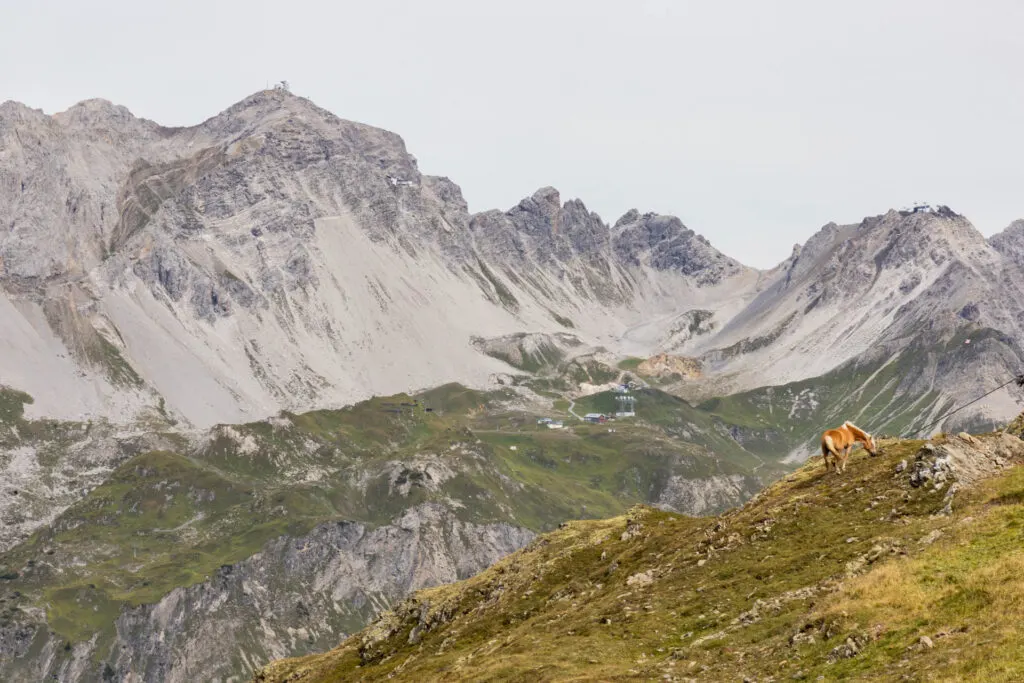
[846,537,858,544]
[697,558,707,567]
[895,459,907,473]
[919,635,934,649]
[790,632,816,647]
[919,530,943,546]
[627,570,655,586]
[827,636,862,662]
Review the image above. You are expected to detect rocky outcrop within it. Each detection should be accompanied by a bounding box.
[655,473,756,516]
[613,211,745,286]
[636,353,702,380]
[1004,410,1024,439]
[906,432,1024,490]
[470,331,584,373]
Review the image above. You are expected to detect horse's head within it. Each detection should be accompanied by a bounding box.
[863,434,879,456]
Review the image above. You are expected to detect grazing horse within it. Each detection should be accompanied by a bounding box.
[821,421,878,474]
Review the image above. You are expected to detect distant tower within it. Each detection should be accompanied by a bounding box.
[615,393,636,417]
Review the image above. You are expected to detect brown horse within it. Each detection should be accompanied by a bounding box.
[821,421,878,474]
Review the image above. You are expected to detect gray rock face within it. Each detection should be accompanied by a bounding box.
[613,211,745,285]
[990,219,1024,269]
[0,503,534,683]
[655,473,759,516]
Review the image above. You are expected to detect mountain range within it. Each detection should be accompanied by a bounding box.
[1,88,1023,681]
[4,88,1021,434]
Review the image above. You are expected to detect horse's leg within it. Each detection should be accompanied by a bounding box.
[840,446,852,473]
[822,436,837,473]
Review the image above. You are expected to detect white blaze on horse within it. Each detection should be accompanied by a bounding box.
[820,421,878,474]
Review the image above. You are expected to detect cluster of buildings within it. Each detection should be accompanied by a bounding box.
[536,384,640,427]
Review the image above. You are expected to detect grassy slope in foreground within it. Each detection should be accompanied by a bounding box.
[256,430,1024,682]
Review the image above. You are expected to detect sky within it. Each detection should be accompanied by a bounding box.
[3,0,1023,268]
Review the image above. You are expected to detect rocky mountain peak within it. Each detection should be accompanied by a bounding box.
[989,219,1024,268]
[507,186,564,233]
[52,98,141,130]
[862,207,991,274]
[0,100,46,126]
[990,218,1024,248]
[780,208,989,292]
[612,211,746,285]
[613,208,641,229]
[529,185,561,208]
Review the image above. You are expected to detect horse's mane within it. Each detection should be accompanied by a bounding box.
[843,421,871,440]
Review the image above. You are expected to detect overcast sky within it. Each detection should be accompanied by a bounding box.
[3,0,1023,268]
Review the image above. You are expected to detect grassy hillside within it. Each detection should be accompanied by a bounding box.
[697,329,1017,460]
[0,383,773,657]
[255,428,1024,682]
[697,350,941,459]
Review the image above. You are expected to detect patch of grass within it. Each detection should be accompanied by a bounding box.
[616,357,644,371]
[547,309,575,329]
[476,258,519,311]
[565,359,618,386]
[95,335,144,388]
[0,386,33,424]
